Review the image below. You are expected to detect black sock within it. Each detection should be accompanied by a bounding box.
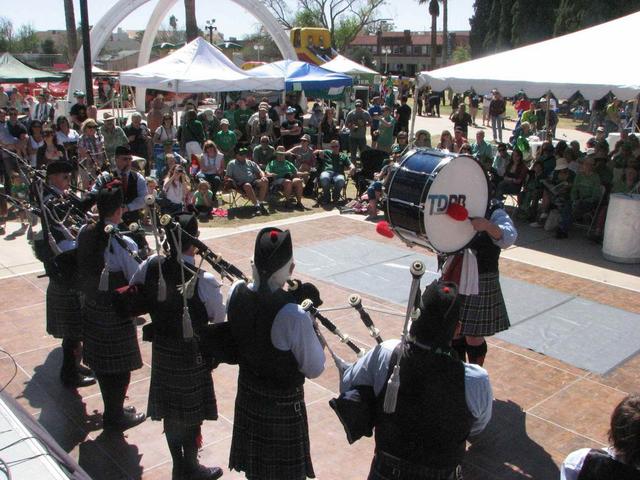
[466,341,488,367]
[451,337,467,362]
[96,371,131,423]
[61,338,80,378]
[182,425,202,472]
[164,420,185,472]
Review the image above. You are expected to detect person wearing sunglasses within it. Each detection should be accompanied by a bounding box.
[36,127,66,168]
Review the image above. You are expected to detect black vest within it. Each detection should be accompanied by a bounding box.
[375,345,473,469]
[227,282,305,389]
[578,449,640,480]
[467,232,501,274]
[143,256,209,338]
[77,223,127,300]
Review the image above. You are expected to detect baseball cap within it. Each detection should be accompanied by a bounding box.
[220,118,230,125]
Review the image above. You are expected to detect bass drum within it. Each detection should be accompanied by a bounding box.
[385,148,489,254]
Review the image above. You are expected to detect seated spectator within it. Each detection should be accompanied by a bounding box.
[319,107,339,148]
[556,156,601,239]
[391,131,409,155]
[153,113,178,146]
[594,155,613,189]
[563,148,580,174]
[538,141,557,177]
[437,129,454,151]
[452,127,468,153]
[225,147,268,215]
[308,103,324,131]
[36,127,66,168]
[248,104,274,148]
[569,140,584,159]
[197,140,224,199]
[252,135,275,169]
[314,139,355,204]
[459,143,472,155]
[517,160,545,220]
[591,166,639,241]
[193,180,215,218]
[496,148,527,199]
[530,159,575,228]
[280,107,302,150]
[214,119,237,162]
[610,142,635,183]
[161,164,190,214]
[491,143,509,183]
[178,109,205,158]
[414,129,431,148]
[561,393,640,480]
[362,145,403,218]
[266,146,305,209]
[471,131,493,170]
[287,134,317,191]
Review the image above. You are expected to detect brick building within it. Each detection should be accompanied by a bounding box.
[347,30,470,76]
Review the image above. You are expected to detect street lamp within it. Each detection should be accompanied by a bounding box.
[381,46,391,74]
[205,19,216,44]
[253,44,264,62]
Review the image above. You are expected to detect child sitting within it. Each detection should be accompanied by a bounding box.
[193,180,214,219]
[517,160,544,221]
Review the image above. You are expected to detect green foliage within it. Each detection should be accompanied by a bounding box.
[554,0,640,36]
[346,46,375,68]
[240,31,281,62]
[294,8,323,27]
[41,38,57,55]
[333,17,361,51]
[0,18,40,53]
[469,0,492,57]
[451,45,471,64]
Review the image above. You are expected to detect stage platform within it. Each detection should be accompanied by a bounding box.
[0,214,638,479]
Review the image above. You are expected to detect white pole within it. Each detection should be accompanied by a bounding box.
[409,84,419,147]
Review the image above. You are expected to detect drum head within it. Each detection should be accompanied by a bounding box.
[423,155,488,253]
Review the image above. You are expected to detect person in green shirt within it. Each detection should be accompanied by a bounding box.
[178,109,205,157]
[520,103,537,130]
[234,98,253,143]
[214,119,237,161]
[471,131,493,170]
[313,139,355,204]
[101,112,128,167]
[557,156,602,238]
[252,135,275,169]
[222,103,237,130]
[377,105,395,153]
[265,146,305,209]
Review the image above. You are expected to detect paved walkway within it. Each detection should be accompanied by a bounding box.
[0,213,638,479]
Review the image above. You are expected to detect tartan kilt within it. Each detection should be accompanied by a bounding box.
[459,272,510,337]
[147,335,217,426]
[82,295,142,374]
[229,370,315,480]
[46,279,83,339]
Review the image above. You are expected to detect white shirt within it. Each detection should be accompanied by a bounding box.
[227,280,325,379]
[559,447,635,480]
[200,152,224,174]
[340,338,493,437]
[103,222,140,281]
[131,254,226,323]
[154,125,177,144]
[162,180,186,204]
[56,129,80,145]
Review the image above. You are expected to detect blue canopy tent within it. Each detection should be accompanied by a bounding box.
[248,59,352,93]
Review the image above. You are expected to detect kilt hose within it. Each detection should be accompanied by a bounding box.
[46,279,83,340]
[148,335,217,426]
[459,271,510,337]
[229,370,315,480]
[82,295,142,375]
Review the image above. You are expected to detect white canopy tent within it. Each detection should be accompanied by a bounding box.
[322,55,379,76]
[119,37,284,92]
[416,12,640,101]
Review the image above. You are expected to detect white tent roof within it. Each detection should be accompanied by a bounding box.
[417,12,640,100]
[322,55,378,76]
[119,37,284,92]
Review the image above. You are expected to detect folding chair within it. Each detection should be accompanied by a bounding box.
[221,178,251,208]
[574,185,607,236]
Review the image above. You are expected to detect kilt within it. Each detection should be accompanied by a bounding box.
[147,335,217,426]
[46,279,83,339]
[82,295,142,374]
[229,371,314,480]
[459,271,510,337]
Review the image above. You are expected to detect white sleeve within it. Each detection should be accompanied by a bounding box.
[490,208,518,249]
[198,272,226,323]
[464,363,494,436]
[130,255,153,285]
[340,339,400,395]
[108,235,140,281]
[271,303,325,379]
[560,448,592,480]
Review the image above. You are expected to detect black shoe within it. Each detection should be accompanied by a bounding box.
[104,410,146,431]
[295,201,306,211]
[77,364,94,377]
[254,205,262,216]
[183,465,223,480]
[260,204,270,215]
[61,372,96,388]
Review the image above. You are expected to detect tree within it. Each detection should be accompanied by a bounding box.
[264,0,387,50]
[184,0,198,42]
[451,45,471,64]
[345,46,375,69]
[469,0,492,57]
[441,0,448,66]
[497,0,514,50]
[423,0,440,70]
[554,0,640,36]
[0,17,14,52]
[63,0,78,63]
[41,38,57,54]
[16,24,39,53]
[241,30,280,62]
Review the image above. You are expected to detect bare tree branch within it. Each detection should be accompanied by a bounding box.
[263,0,293,29]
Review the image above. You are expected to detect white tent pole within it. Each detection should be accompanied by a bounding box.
[409,84,419,146]
[544,91,551,140]
[631,94,639,133]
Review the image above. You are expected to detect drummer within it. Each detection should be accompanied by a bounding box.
[449,199,517,366]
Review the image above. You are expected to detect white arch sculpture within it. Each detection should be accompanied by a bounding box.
[67,0,297,110]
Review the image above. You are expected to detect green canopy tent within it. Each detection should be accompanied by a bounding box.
[0,52,64,82]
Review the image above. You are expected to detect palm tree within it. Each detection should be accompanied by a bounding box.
[63,0,78,63]
[184,0,198,42]
[442,0,448,67]
[418,0,440,70]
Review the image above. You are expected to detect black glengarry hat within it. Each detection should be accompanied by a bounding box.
[409,280,460,346]
[96,180,124,216]
[46,160,73,176]
[254,227,292,277]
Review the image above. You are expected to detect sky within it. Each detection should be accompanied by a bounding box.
[5,0,475,40]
